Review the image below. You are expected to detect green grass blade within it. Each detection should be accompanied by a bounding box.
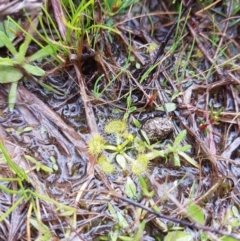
[0,140,28,181]
[8,82,18,111]
[0,31,17,56]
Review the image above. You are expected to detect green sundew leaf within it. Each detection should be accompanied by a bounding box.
[0,141,28,181]
[0,21,18,47]
[187,203,205,225]
[23,64,45,76]
[134,137,146,153]
[116,154,126,169]
[179,144,192,152]
[164,231,193,241]
[8,82,18,111]
[173,153,181,167]
[125,177,137,200]
[140,129,150,146]
[0,31,17,55]
[117,211,128,228]
[174,130,187,146]
[0,65,23,83]
[157,102,177,112]
[178,151,199,168]
[27,45,55,62]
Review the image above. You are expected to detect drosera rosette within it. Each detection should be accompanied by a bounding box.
[88,134,105,156]
[104,119,128,135]
[131,154,150,176]
[97,155,115,174]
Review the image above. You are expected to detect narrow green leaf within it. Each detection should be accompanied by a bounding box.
[59,210,75,216]
[116,211,128,228]
[179,144,191,152]
[173,153,181,167]
[0,141,28,181]
[132,116,141,128]
[35,79,64,95]
[174,130,187,146]
[126,95,132,108]
[128,106,137,112]
[0,20,18,47]
[125,177,137,199]
[30,218,52,241]
[118,237,133,241]
[0,195,26,222]
[23,64,45,76]
[0,31,17,55]
[178,151,199,168]
[23,126,33,132]
[27,45,55,62]
[108,202,117,220]
[24,155,38,164]
[221,236,239,241]
[8,82,18,111]
[17,34,32,63]
[140,130,150,146]
[40,165,53,173]
[0,57,15,65]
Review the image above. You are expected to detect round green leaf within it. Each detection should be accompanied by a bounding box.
[0,65,23,83]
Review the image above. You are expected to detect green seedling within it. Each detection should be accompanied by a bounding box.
[124,91,137,120]
[138,176,154,198]
[165,130,199,168]
[0,25,56,111]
